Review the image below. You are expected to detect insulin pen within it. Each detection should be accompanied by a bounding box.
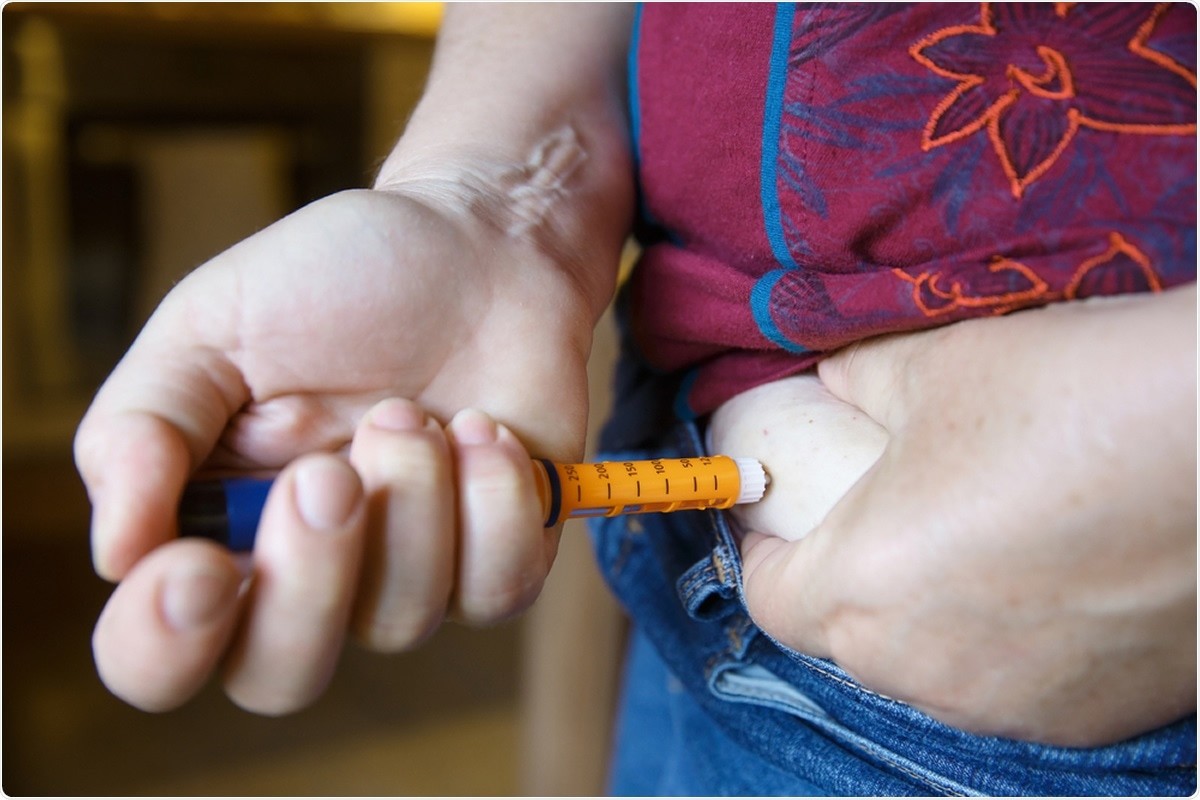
[179,455,769,551]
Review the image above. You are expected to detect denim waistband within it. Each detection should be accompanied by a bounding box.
[588,412,1197,796]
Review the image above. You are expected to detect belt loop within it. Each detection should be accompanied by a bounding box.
[676,540,742,621]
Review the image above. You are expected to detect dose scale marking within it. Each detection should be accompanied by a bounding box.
[179,455,767,551]
[532,456,767,526]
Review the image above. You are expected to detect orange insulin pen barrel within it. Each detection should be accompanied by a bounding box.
[531,456,768,527]
[178,456,768,550]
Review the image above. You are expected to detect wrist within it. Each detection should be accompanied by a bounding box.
[374,120,633,322]
[372,4,636,319]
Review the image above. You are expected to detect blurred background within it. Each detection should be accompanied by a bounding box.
[3,2,626,795]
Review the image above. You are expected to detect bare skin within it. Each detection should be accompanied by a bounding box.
[78,3,635,715]
[76,3,1194,752]
[714,288,1196,747]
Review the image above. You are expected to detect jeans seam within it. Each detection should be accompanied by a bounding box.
[792,654,891,701]
[711,659,977,796]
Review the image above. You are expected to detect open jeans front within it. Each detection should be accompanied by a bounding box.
[589,341,1197,796]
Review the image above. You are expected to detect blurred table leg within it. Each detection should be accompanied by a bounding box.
[518,302,627,796]
[519,520,626,796]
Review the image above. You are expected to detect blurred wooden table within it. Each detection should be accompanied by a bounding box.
[5,4,627,794]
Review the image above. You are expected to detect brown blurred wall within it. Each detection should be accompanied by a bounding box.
[3,5,626,794]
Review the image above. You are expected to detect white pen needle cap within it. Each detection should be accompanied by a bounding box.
[733,458,767,504]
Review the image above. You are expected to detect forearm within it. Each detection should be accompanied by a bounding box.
[1021,283,1196,537]
[1099,283,1196,518]
[376,3,636,317]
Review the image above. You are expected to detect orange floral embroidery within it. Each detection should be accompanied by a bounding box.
[893,258,1049,317]
[1064,231,1162,298]
[910,3,1196,198]
[895,232,1162,317]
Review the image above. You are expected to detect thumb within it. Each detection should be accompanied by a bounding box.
[75,344,249,581]
[817,330,932,430]
[739,428,902,661]
[739,529,836,660]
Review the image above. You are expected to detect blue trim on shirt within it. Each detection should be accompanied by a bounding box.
[754,4,809,354]
[628,3,643,168]
[628,2,661,232]
[751,268,807,353]
[760,2,800,272]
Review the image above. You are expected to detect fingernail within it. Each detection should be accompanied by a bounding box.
[450,409,498,446]
[369,398,426,432]
[90,504,117,580]
[293,458,361,531]
[161,566,237,631]
[91,494,133,580]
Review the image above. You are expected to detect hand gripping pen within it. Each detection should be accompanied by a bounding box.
[179,455,768,551]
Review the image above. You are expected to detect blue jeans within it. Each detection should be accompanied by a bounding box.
[588,414,1197,796]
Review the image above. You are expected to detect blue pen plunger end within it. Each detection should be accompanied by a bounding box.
[179,477,272,551]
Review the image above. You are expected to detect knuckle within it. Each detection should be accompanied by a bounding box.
[456,572,544,626]
[356,429,449,480]
[227,685,311,717]
[354,608,444,653]
[463,450,525,496]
